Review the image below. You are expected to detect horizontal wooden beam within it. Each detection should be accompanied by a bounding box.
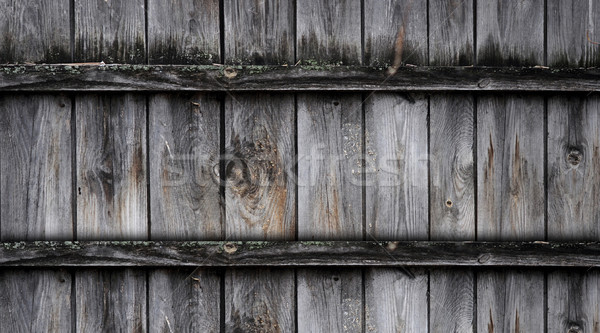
[1,64,600,92]
[1,241,599,267]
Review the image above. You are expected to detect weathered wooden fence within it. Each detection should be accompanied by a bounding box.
[1,0,600,332]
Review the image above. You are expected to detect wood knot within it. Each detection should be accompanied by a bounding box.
[478,78,491,88]
[224,243,238,254]
[478,253,491,264]
[333,101,340,106]
[567,323,582,333]
[224,67,237,79]
[386,241,399,251]
[567,149,582,166]
[445,199,453,208]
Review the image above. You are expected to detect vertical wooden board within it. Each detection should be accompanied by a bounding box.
[77,94,147,240]
[224,0,294,65]
[477,95,545,241]
[364,93,428,240]
[149,93,222,240]
[477,270,544,333]
[0,94,72,241]
[0,0,70,63]
[430,269,474,333]
[548,95,600,240]
[298,269,363,332]
[148,0,220,64]
[297,0,361,65]
[548,0,600,67]
[363,0,428,66]
[149,268,221,333]
[548,270,600,332]
[364,269,427,333]
[225,269,294,332]
[298,93,362,240]
[428,0,474,66]
[0,269,72,332]
[77,269,146,332]
[476,0,544,66]
[225,93,295,240]
[75,0,145,63]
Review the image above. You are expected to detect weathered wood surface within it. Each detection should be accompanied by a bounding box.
[548,270,600,333]
[429,269,474,333]
[148,0,220,65]
[6,65,600,92]
[429,0,474,66]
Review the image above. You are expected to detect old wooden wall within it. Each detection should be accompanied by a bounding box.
[1,0,600,332]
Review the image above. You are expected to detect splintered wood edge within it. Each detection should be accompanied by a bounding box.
[0,241,599,267]
[1,65,600,92]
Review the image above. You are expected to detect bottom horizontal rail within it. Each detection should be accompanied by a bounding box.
[0,241,598,267]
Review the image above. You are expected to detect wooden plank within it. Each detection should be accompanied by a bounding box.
[149,268,221,333]
[365,93,428,240]
[224,0,294,65]
[5,65,600,92]
[548,270,600,332]
[476,0,544,66]
[148,0,220,65]
[75,0,145,63]
[297,268,363,332]
[296,0,361,65]
[0,269,72,332]
[364,0,428,66]
[429,269,474,333]
[548,0,600,67]
[0,0,70,63]
[0,94,72,241]
[428,0,474,66]
[149,93,222,240]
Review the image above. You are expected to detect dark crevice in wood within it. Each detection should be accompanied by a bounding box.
[219,0,225,64]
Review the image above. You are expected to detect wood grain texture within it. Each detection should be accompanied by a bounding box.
[476,0,544,66]
[364,268,427,332]
[298,93,362,240]
[148,0,220,65]
[0,269,72,332]
[428,0,474,66]
[224,0,294,65]
[149,268,221,333]
[75,0,145,63]
[297,0,361,65]
[76,269,146,332]
[548,270,600,333]
[298,268,363,332]
[225,94,295,240]
[0,94,72,241]
[149,93,222,240]
[365,93,428,240]
[76,94,147,240]
[0,0,70,63]
[430,269,474,333]
[363,0,428,66]
[548,0,600,67]
[477,95,545,241]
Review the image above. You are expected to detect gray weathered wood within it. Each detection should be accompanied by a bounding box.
[224,0,294,65]
[548,270,600,333]
[365,93,428,240]
[430,269,474,333]
[148,0,220,65]
[429,0,474,66]
[149,268,221,333]
[548,0,600,67]
[0,95,72,241]
[297,0,361,65]
[476,0,544,66]
[75,0,145,63]
[0,0,70,63]
[149,93,222,240]
[76,94,147,240]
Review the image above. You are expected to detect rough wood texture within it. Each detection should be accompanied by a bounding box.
[77,94,147,240]
[548,270,600,333]
[224,0,294,65]
[364,0,428,66]
[148,0,220,65]
[429,0,474,66]
[149,268,221,333]
[365,93,428,240]
[0,0,71,63]
[225,94,295,240]
[297,0,361,65]
[430,269,474,333]
[0,269,72,332]
[149,93,222,240]
[0,95,72,241]
[548,0,600,67]
[75,0,145,63]
[476,0,544,66]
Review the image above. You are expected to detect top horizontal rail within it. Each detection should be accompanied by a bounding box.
[1,64,599,92]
